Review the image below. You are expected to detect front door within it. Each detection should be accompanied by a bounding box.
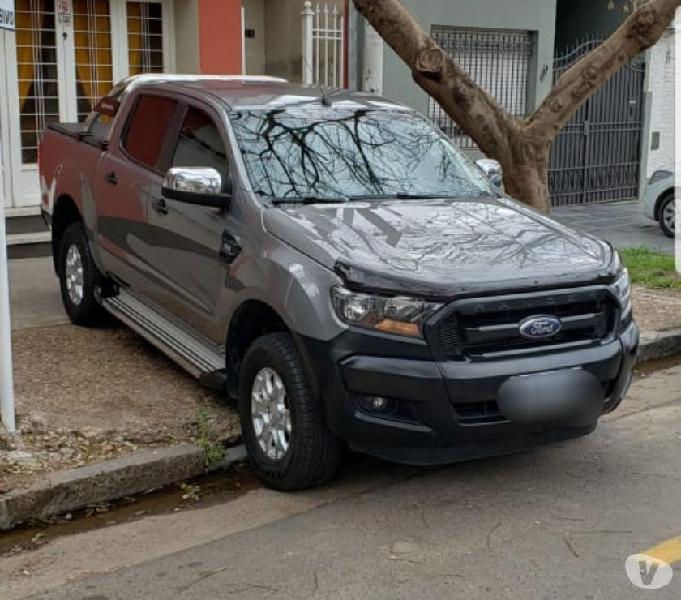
[146,102,231,342]
[0,0,172,209]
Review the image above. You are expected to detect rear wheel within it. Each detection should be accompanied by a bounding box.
[238,333,343,491]
[58,223,108,326]
[659,194,676,238]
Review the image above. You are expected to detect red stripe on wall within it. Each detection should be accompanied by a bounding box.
[199,0,242,74]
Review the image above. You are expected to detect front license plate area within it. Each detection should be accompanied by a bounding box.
[497,368,603,426]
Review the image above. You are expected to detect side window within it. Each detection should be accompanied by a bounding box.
[123,95,177,169]
[171,107,228,181]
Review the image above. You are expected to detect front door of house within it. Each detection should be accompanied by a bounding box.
[0,0,172,209]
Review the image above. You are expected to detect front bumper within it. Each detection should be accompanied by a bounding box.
[298,321,639,466]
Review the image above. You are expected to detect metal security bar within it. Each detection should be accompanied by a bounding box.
[301,1,345,88]
[549,38,646,206]
[15,0,60,164]
[73,0,114,122]
[429,26,533,149]
[127,1,164,76]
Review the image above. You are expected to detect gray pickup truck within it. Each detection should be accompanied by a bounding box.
[39,75,639,490]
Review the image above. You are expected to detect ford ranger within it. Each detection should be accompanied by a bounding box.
[39,75,639,490]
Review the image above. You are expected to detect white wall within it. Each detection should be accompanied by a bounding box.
[174,0,200,74]
[646,27,676,177]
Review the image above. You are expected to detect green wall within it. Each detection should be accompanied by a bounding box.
[360,0,557,118]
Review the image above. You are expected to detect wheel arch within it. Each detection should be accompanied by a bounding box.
[51,194,82,273]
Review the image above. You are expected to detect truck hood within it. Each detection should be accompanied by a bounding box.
[263,197,616,298]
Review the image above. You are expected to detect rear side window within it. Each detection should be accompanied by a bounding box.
[171,107,228,181]
[123,95,177,169]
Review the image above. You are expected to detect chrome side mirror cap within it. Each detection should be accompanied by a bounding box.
[475,158,504,190]
[162,167,230,208]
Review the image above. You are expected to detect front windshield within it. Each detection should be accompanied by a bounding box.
[229,107,493,200]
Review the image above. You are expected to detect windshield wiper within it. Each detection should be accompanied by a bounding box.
[350,191,496,201]
[270,195,349,205]
[349,193,461,200]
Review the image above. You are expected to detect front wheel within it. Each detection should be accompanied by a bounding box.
[659,194,676,238]
[238,333,343,491]
[57,223,108,326]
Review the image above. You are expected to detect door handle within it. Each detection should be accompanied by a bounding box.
[152,197,169,215]
[105,171,117,185]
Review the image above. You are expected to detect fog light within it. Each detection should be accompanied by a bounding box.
[372,397,389,411]
[356,395,396,415]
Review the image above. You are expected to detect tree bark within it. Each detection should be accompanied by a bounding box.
[353,0,681,213]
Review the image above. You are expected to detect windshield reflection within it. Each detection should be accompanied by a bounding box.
[229,108,493,201]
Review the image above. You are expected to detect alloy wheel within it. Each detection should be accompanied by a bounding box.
[251,367,292,461]
[662,198,675,235]
[65,244,85,306]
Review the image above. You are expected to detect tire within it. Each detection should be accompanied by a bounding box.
[659,194,676,238]
[57,222,108,326]
[239,333,343,491]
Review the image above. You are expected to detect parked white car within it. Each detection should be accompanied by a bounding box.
[642,170,675,238]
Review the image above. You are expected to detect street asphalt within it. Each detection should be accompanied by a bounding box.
[2,361,680,600]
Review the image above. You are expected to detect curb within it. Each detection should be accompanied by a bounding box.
[0,443,247,531]
[638,329,681,364]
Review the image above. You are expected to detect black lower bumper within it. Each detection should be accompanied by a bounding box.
[297,321,639,466]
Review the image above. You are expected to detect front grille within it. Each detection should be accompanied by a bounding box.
[430,287,616,360]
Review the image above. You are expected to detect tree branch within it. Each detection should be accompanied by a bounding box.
[529,0,680,138]
[352,0,518,159]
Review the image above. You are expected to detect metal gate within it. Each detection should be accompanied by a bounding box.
[301,1,345,88]
[429,26,533,149]
[549,39,646,207]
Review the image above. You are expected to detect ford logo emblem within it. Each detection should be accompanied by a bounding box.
[519,315,562,340]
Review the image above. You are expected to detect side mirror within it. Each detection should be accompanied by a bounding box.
[162,167,231,209]
[475,159,504,190]
[93,96,120,118]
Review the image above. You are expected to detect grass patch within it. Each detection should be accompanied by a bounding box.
[620,247,681,290]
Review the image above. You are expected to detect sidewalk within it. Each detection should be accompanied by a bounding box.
[552,200,675,255]
[9,257,68,331]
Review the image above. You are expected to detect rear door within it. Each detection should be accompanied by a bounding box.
[144,100,233,342]
[94,92,180,296]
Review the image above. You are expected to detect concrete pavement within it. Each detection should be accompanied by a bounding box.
[8,257,67,331]
[2,361,680,600]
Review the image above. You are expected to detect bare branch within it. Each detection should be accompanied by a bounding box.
[529,0,680,137]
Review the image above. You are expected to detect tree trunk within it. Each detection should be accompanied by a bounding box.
[353,0,681,214]
[497,131,552,213]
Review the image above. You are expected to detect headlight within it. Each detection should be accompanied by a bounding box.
[613,268,632,319]
[331,287,442,338]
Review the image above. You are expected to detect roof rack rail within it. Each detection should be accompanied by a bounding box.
[124,74,288,91]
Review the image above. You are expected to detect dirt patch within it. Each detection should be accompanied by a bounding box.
[632,285,681,332]
[1,324,240,493]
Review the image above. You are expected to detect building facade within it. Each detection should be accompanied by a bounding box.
[0,0,243,212]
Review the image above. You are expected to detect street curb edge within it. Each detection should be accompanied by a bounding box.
[0,443,247,531]
[638,329,681,364]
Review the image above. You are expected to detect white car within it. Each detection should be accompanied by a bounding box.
[642,170,675,238]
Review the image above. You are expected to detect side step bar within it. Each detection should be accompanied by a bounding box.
[102,289,228,391]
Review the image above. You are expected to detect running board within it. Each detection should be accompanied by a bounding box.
[102,289,228,391]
